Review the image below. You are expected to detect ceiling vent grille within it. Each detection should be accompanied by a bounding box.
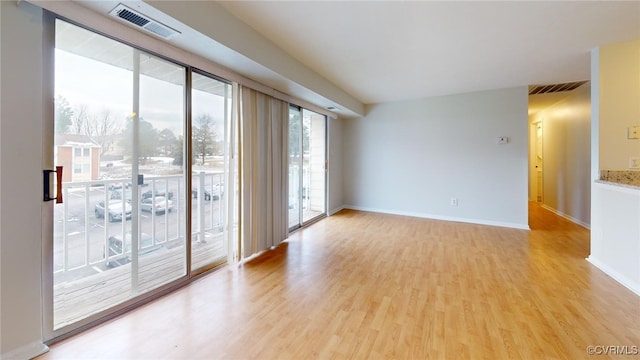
[529,81,588,95]
[109,4,180,40]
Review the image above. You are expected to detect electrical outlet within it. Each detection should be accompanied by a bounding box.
[450,198,458,206]
[628,126,640,139]
[497,136,509,144]
[630,157,640,169]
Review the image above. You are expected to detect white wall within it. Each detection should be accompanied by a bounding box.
[0,1,49,358]
[589,183,640,295]
[588,40,640,295]
[343,87,529,229]
[598,40,640,170]
[530,85,591,227]
[328,117,344,215]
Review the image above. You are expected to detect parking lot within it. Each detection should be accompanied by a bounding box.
[53,179,224,283]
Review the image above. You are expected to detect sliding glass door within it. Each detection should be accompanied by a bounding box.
[288,106,326,230]
[50,15,312,338]
[288,107,303,228]
[53,19,189,330]
[190,71,232,272]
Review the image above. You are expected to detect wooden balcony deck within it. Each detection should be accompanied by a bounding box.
[54,235,225,328]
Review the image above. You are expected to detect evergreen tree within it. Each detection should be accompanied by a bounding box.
[54,96,73,134]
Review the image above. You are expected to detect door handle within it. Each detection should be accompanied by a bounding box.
[43,166,63,203]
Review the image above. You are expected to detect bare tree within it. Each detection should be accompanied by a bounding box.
[93,110,121,155]
[193,114,216,165]
[68,106,121,154]
[70,104,90,135]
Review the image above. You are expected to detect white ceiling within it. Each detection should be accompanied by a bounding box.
[217,1,639,105]
[73,1,640,117]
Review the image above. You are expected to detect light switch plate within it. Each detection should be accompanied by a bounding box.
[628,125,640,139]
[497,136,508,144]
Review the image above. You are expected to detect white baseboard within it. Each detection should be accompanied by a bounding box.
[343,205,530,230]
[540,204,590,229]
[586,256,640,296]
[1,341,48,360]
[328,206,345,216]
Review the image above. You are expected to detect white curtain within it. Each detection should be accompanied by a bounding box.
[238,85,289,259]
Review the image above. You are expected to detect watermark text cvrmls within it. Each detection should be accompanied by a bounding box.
[587,345,639,356]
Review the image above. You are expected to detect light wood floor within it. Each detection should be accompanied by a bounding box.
[54,237,225,328]
[38,203,639,359]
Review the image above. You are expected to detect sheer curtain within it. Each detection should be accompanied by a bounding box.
[238,85,289,259]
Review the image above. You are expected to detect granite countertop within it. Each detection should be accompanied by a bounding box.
[598,170,640,190]
[595,179,640,190]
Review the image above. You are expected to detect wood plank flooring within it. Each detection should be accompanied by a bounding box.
[39,203,640,359]
[53,237,225,328]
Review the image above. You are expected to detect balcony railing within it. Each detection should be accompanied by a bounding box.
[53,172,229,328]
[54,172,225,276]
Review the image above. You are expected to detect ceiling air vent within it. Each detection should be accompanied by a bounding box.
[109,4,180,40]
[528,81,588,95]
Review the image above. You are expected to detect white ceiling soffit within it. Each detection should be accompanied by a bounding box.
[72,0,364,118]
[55,19,229,96]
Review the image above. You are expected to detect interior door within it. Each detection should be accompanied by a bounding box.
[535,122,543,202]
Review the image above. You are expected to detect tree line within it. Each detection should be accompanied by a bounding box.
[55,95,218,166]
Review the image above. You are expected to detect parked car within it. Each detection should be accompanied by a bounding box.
[192,183,224,201]
[105,232,164,267]
[107,181,124,190]
[95,200,132,222]
[141,196,174,214]
[142,185,174,200]
[110,188,133,202]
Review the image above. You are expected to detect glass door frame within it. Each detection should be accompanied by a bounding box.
[46,15,191,340]
[288,105,327,232]
[43,14,234,342]
[189,68,234,276]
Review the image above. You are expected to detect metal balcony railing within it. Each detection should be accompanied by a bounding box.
[53,172,225,277]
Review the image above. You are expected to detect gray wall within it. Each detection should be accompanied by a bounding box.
[343,87,529,229]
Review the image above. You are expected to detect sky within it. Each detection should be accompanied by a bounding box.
[55,48,227,139]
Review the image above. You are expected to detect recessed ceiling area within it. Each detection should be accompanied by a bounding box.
[528,81,590,116]
[73,1,639,118]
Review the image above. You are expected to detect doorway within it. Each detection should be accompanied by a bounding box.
[52,20,189,330]
[48,19,237,339]
[288,106,327,230]
[533,121,543,202]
